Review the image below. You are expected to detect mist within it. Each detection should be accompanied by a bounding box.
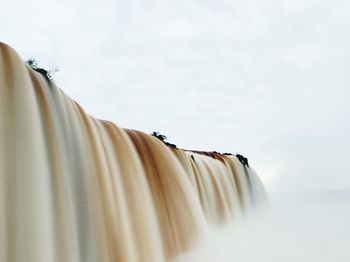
[177,190,350,261]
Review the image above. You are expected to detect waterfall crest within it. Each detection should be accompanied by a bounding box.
[0,42,265,262]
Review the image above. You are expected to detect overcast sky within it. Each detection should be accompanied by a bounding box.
[1,0,350,195]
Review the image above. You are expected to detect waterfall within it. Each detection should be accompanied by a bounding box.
[0,42,265,262]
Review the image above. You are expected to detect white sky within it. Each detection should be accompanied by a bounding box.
[1,0,350,194]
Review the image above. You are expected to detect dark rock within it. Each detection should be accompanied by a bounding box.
[236,154,249,167]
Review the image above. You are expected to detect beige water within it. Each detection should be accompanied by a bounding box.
[0,42,265,262]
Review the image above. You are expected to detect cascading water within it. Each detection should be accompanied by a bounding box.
[0,42,266,262]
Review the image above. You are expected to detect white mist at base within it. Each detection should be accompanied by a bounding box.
[177,191,350,262]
